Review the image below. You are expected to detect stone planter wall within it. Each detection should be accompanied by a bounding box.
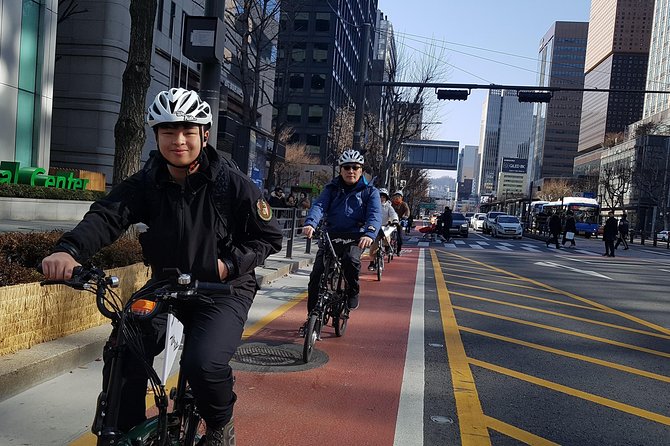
[0,197,93,221]
[0,263,150,356]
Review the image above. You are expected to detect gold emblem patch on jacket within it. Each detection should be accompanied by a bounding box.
[257,198,273,221]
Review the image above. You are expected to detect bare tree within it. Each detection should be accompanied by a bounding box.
[371,41,447,190]
[274,143,317,188]
[599,163,631,211]
[633,143,670,230]
[112,0,157,186]
[537,178,573,201]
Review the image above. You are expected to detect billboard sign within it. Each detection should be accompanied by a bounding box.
[501,157,527,174]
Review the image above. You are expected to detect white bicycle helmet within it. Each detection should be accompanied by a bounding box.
[337,149,365,166]
[393,190,403,197]
[147,88,212,128]
[379,188,390,198]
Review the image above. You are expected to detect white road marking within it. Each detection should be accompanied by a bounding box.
[475,241,489,245]
[453,240,466,245]
[496,246,513,251]
[522,247,541,252]
[469,244,484,249]
[394,249,425,445]
[535,260,612,280]
[418,242,429,247]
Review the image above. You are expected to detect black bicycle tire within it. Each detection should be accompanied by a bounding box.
[302,313,319,363]
[334,303,348,337]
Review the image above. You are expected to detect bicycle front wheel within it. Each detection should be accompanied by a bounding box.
[334,304,349,337]
[302,313,319,363]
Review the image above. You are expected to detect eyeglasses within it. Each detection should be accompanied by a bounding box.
[341,164,362,171]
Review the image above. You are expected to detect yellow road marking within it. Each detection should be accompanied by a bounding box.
[443,272,562,293]
[452,291,670,340]
[445,281,611,313]
[443,251,670,337]
[470,358,670,426]
[461,326,670,383]
[484,415,559,446]
[70,292,308,445]
[434,265,522,279]
[430,250,491,446]
[454,306,670,359]
[242,291,307,339]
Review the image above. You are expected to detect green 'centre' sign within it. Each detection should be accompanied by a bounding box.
[0,161,90,190]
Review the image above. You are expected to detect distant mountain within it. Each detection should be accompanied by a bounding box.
[429,176,457,190]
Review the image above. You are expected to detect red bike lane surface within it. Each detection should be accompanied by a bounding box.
[234,249,420,446]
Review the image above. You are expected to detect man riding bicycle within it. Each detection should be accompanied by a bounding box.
[391,190,410,255]
[301,149,381,318]
[368,188,399,271]
[40,88,283,446]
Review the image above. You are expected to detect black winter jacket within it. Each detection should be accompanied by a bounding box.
[54,146,283,298]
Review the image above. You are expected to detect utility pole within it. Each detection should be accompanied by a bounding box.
[198,0,225,148]
[352,23,371,153]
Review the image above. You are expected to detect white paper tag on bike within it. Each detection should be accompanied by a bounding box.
[162,314,184,383]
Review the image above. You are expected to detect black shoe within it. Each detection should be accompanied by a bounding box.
[602,253,608,256]
[206,418,235,446]
[347,294,359,310]
[624,247,629,250]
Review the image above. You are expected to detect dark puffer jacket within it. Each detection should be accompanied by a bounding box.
[54,146,283,297]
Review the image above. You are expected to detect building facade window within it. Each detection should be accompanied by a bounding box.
[294,12,308,32]
[291,43,306,62]
[315,13,330,33]
[308,105,323,124]
[289,74,304,92]
[287,104,302,123]
[310,74,325,93]
[313,43,328,63]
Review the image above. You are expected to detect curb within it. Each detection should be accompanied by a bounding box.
[0,255,314,403]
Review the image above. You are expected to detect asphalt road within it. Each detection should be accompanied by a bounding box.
[1,228,669,445]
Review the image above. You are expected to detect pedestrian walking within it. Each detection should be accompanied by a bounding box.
[603,211,618,257]
[546,212,561,249]
[438,207,453,242]
[562,210,577,248]
[615,213,630,250]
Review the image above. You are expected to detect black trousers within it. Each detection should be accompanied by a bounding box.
[547,231,560,248]
[604,238,616,256]
[103,293,251,432]
[307,242,362,312]
[615,232,628,249]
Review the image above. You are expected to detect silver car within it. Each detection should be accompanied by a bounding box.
[491,215,523,239]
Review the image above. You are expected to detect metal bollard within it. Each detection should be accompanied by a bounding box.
[285,208,297,258]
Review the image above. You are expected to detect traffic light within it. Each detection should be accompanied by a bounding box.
[517,91,552,103]
[436,89,470,101]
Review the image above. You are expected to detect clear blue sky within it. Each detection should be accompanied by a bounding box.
[377,0,592,177]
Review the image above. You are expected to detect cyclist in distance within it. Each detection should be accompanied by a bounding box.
[391,190,410,255]
[368,188,399,271]
[40,88,283,445]
[302,149,382,314]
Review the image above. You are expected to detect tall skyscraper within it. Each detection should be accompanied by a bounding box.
[477,90,534,197]
[275,0,378,163]
[530,22,588,184]
[575,0,654,174]
[369,10,397,123]
[456,145,478,200]
[643,0,670,120]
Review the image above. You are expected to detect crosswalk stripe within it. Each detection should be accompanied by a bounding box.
[497,246,513,251]
[470,245,484,249]
[522,247,541,252]
[453,240,466,245]
[444,244,457,249]
[418,242,429,247]
[476,241,489,245]
[575,250,598,255]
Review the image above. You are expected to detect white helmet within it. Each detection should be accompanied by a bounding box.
[337,149,365,167]
[378,188,390,198]
[147,88,212,128]
[393,190,403,197]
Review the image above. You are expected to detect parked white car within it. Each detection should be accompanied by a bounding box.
[491,215,523,239]
[658,230,669,242]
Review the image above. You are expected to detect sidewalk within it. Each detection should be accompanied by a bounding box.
[0,219,315,402]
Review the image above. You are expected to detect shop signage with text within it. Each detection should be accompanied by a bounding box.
[0,161,89,190]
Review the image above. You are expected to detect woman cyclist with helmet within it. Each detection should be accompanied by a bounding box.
[40,88,283,446]
[301,149,382,319]
[367,188,399,271]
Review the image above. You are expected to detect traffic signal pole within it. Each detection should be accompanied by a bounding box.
[199,0,225,147]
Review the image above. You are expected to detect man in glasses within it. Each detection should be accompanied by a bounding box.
[301,150,382,321]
